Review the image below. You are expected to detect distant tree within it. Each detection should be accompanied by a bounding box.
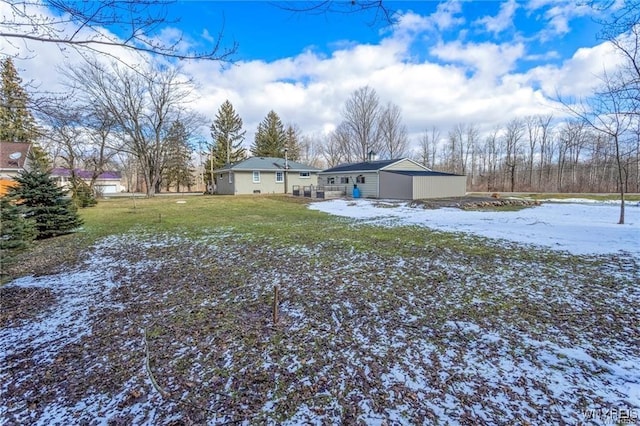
[284,124,302,161]
[0,58,38,142]
[251,110,287,157]
[378,101,408,159]
[418,127,440,169]
[207,100,246,187]
[341,86,381,161]
[163,120,194,192]
[503,118,524,192]
[323,122,352,166]
[8,169,82,239]
[27,144,51,172]
[65,60,200,196]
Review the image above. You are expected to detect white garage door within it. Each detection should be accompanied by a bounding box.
[97,185,118,194]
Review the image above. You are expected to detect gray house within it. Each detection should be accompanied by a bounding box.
[319,158,466,200]
[213,156,320,195]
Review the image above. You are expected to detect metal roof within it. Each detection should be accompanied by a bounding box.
[321,158,407,173]
[51,168,122,180]
[215,156,321,172]
[383,170,464,177]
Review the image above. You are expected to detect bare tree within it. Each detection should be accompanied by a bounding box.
[377,101,408,159]
[342,86,381,161]
[537,115,554,188]
[65,60,200,196]
[0,0,236,61]
[276,1,396,25]
[323,122,351,167]
[563,70,634,224]
[417,126,439,169]
[503,118,524,192]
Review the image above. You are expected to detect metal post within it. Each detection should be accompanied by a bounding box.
[284,147,289,194]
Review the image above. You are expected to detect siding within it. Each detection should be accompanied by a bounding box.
[222,171,318,195]
[319,172,379,197]
[383,159,427,172]
[412,175,467,199]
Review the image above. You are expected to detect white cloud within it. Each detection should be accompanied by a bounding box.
[475,0,519,35]
[2,2,626,156]
[525,0,595,39]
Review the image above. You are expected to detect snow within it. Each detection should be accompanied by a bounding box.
[309,199,639,258]
[2,206,639,424]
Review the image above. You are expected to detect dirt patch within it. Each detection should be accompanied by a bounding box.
[0,286,55,328]
[410,195,541,210]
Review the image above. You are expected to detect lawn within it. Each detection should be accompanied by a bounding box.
[1,195,638,425]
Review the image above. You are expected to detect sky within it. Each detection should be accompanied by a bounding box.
[0,0,625,155]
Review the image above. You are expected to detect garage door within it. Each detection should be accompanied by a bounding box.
[96,185,118,194]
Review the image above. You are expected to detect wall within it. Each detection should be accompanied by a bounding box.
[412,175,467,199]
[318,172,379,198]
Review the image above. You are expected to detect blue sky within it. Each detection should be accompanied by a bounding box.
[0,0,623,155]
[171,1,602,67]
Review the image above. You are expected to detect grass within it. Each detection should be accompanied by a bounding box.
[2,194,639,424]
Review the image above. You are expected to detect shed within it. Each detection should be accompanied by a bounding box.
[319,158,466,200]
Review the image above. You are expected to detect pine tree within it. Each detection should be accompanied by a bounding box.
[251,110,287,158]
[0,58,38,142]
[207,100,246,186]
[28,144,51,172]
[0,196,36,260]
[163,120,194,192]
[285,125,302,161]
[8,169,83,239]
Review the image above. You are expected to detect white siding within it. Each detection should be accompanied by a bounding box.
[319,172,379,198]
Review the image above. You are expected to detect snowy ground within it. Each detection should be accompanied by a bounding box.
[1,201,639,425]
[309,199,639,258]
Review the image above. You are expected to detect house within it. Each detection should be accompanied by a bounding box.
[0,141,31,196]
[319,158,466,200]
[50,168,123,194]
[213,157,320,195]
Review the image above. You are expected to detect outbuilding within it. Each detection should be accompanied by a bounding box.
[319,158,466,200]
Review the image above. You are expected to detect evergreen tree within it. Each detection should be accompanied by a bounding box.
[207,100,246,186]
[0,196,36,267]
[8,169,83,239]
[27,144,51,172]
[285,124,302,161]
[251,110,286,158]
[163,120,194,192]
[0,58,38,142]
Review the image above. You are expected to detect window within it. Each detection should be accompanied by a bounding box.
[275,171,284,183]
[356,175,365,184]
[252,171,261,183]
[328,177,335,184]
[299,171,310,178]
[228,172,233,184]
[340,177,349,184]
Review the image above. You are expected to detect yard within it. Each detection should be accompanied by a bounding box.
[1,195,638,425]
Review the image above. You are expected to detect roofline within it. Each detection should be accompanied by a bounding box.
[319,157,430,173]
